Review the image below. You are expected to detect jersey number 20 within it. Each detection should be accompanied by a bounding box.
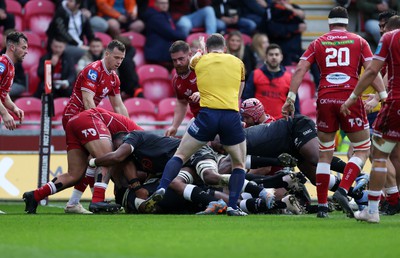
[325,47,350,67]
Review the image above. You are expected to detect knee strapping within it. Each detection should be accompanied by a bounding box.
[196,160,218,181]
[372,137,396,153]
[372,158,388,173]
[177,170,194,184]
[318,140,335,152]
[352,138,371,151]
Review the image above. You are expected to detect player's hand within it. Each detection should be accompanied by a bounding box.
[363,94,379,113]
[340,98,355,116]
[12,106,24,124]
[281,99,295,120]
[189,92,200,103]
[2,112,16,130]
[198,36,206,53]
[165,126,177,137]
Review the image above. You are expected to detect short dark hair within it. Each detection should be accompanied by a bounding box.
[169,40,190,54]
[206,33,225,51]
[6,31,28,47]
[266,43,282,55]
[89,37,103,44]
[106,40,126,53]
[379,11,397,22]
[385,15,400,31]
[328,6,349,26]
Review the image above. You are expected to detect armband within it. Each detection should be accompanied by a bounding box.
[89,158,96,167]
[378,91,388,100]
[287,91,296,102]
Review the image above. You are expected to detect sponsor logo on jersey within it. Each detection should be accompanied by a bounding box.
[375,42,383,55]
[184,89,192,97]
[327,35,349,40]
[100,87,109,98]
[387,130,400,138]
[319,98,345,105]
[326,72,350,84]
[189,78,197,84]
[87,69,98,81]
[0,63,5,74]
[322,40,354,45]
[302,129,312,136]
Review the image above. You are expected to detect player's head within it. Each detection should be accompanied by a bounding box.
[241,98,265,126]
[206,33,226,53]
[379,11,397,35]
[6,31,28,63]
[105,40,126,71]
[328,6,349,28]
[169,40,191,75]
[382,15,400,33]
[265,43,283,70]
[112,131,129,149]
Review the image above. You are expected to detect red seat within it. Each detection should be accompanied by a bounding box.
[124,97,157,130]
[186,32,208,46]
[286,65,313,82]
[94,32,112,47]
[14,97,42,130]
[22,31,44,72]
[24,65,40,96]
[6,0,24,31]
[98,98,114,111]
[300,97,317,118]
[52,97,69,129]
[120,31,146,68]
[24,0,55,41]
[157,97,193,130]
[241,33,253,45]
[298,80,316,102]
[137,65,174,104]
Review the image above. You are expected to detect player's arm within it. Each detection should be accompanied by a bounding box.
[82,91,96,109]
[4,94,24,122]
[109,94,129,117]
[282,59,311,118]
[89,143,133,167]
[0,97,16,130]
[165,98,188,137]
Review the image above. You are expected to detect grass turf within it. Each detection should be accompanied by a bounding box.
[1,201,400,258]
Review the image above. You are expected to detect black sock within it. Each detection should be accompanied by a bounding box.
[244,198,267,213]
[331,156,346,173]
[250,156,281,168]
[190,186,218,207]
[244,181,262,197]
[330,176,340,192]
[251,174,287,188]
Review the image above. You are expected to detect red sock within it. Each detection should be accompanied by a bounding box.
[74,176,88,192]
[92,183,107,203]
[339,161,361,191]
[386,192,399,205]
[34,182,56,201]
[87,176,95,188]
[316,174,330,205]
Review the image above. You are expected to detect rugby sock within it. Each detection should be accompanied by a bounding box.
[34,182,57,201]
[331,156,346,173]
[158,157,183,190]
[183,184,217,207]
[368,190,382,214]
[246,155,281,168]
[74,176,88,193]
[339,157,362,191]
[328,174,339,192]
[239,198,266,213]
[92,183,107,203]
[316,162,330,205]
[67,189,84,206]
[228,168,246,209]
[385,187,400,206]
[243,180,262,197]
[248,173,286,188]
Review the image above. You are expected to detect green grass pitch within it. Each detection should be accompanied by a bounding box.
[1,201,400,258]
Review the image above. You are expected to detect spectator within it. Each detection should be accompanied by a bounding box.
[96,0,145,37]
[249,33,269,69]
[243,43,298,120]
[34,37,77,99]
[81,0,109,33]
[357,0,396,46]
[76,37,104,73]
[212,0,257,35]
[261,0,307,66]
[241,0,270,26]
[142,0,186,68]
[1,29,26,99]
[46,0,95,64]
[225,30,256,79]
[0,0,15,32]
[170,0,217,37]
[115,35,142,99]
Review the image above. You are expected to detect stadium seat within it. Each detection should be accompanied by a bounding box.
[286,65,313,82]
[157,97,193,130]
[300,97,317,118]
[24,0,55,41]
[298,80,316,102]
[52,97,69,129]
[94,32,112,47]
[137,64,174,104]
[22,32,44,72]
[98,98,114,111]
[14,97,42,130]
[120,31,146,68]
[124,97,157,130]
[6,0,24,31]
[186,32,208,46]
[24,65,40,96]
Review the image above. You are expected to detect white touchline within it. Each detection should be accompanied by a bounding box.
[0,157,20,196]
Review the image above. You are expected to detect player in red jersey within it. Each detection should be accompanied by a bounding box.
[22,108,143,214]
[63,40,130,213]
[240,98,275,127]
[341,16,400,223]
[0,31,27,131]
[281,6,386,218]
[165,40,200,137]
